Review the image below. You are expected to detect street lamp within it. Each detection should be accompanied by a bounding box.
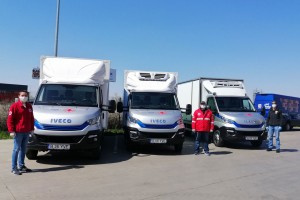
[54,0,60,57]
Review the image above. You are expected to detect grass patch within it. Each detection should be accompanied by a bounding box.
[104,129,124,136]
[0,131,11,140]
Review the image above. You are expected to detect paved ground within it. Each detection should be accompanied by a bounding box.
[0,129,299,200]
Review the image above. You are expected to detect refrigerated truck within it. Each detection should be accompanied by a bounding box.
[117,70,190,152]
[26,56,115,159]
[177,78,266,147]
[254,93,300,131]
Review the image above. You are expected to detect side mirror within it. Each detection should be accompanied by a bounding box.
[108,100,116,113]
[117,102,123,113]
[186,104,192,115]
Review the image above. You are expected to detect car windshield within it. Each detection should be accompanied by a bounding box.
[216,97,256,112]
[130,92,179,110]
[34,84,98,107]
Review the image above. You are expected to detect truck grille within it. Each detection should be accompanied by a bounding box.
[35,135,84,144]
[140,132,176,139]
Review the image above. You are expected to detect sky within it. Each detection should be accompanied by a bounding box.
[1,0,300,100]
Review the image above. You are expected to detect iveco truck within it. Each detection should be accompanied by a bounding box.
[177,78,266,147]
[117,71,190,152]
[26,56,115,159]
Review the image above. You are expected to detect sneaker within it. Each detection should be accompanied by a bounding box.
[266,148,272,152]
[18,166,32,173]
[204,152,210,156]
[194,151,200,155]
[276,149,280,153]
[11,169,22,175]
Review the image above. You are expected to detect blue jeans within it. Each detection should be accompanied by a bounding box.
[195,132,209,153]
[12,133,30,170]
[267,126,281,150]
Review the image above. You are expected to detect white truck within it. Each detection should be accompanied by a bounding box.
[26,56,115,159]
[117,70,191,152]
[177,78,266,147]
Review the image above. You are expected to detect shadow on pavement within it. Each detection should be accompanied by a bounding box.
[280,149,298,153]
[30,165,84,173]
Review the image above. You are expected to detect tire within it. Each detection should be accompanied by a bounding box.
[251,140,263,148]
[90,145,101,160]
[213,130,224,147]
[26,150,38,160]
[174,143,183,153]
[285,122,291,131]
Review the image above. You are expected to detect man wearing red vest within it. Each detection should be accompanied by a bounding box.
[192,101,214,156]
[7,91,34,175]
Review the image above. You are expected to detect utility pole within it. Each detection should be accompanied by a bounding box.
[54,0,60,57]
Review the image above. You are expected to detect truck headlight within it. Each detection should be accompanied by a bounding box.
[128,115,138,124]
[220,116,235,124]
[87,117,99,125]
[177,118,183,125]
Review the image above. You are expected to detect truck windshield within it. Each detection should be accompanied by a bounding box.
[34,84,98,107]
[130,92,179,110]
[216,97,256,112]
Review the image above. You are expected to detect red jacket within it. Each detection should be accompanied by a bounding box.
[7,101,34,133]
[192,108,214,132]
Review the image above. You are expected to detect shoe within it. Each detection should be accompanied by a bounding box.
[18,166,32,173]
[266,148,272,152]
[11,169,22,175]
[194,151,200,155]
[204,152,210,156]
[276,149,280,153]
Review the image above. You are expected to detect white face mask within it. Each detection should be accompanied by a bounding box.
[200,105,206,109]
[19,96,28,103]
[272,104,277,108]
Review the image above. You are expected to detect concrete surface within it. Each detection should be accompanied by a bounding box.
[0,129,299,200]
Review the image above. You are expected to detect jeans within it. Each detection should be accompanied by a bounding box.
[267,126,281,150]
[12,133,30,170]
[195,132,209,153]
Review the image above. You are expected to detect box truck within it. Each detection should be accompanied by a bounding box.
[177,78,266,147]
[117,71,191,152]
[254,93,300,131]
[26,56,115,159]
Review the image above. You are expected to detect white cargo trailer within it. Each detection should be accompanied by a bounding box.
[177,78,266,147]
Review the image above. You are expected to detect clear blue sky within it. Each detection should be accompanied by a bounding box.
[1,0,300,100]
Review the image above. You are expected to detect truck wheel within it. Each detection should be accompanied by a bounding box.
[285,122,291,131]
[251,140,263,148]
[90,146,101,160]
[213,130,224,147]
[26,150,38,160]
[174,143,183,153]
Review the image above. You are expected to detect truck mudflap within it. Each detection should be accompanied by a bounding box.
[125,128,185,145]
[217,126,267,142]
[27,130,103,152]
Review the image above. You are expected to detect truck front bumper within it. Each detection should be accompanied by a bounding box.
[219,127,267,142]
[125,127,185,145]
[27,130,103,151]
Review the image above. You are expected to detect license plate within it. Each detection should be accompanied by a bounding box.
[245,136,258,141]
[48,144,70,150]
[150,139,167,144]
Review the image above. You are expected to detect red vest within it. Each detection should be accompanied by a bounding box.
[192,108,214,132]
[7,101,34,133]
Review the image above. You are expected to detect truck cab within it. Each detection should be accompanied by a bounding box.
[26,56,114,160]
[118,71,190,153]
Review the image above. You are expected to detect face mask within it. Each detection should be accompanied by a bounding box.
[272,104,276,108]
[200,105,206,109]
[19,96,28,103]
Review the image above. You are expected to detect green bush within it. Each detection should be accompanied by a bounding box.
[108,112,123,129]
[0,102,11,131]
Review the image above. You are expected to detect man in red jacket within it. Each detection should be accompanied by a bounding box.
[192,101,214,156]
[7,91,34,175]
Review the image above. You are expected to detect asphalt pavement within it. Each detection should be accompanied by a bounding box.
[0,129,299,200]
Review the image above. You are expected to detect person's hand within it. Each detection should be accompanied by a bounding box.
[10,132,15,138]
